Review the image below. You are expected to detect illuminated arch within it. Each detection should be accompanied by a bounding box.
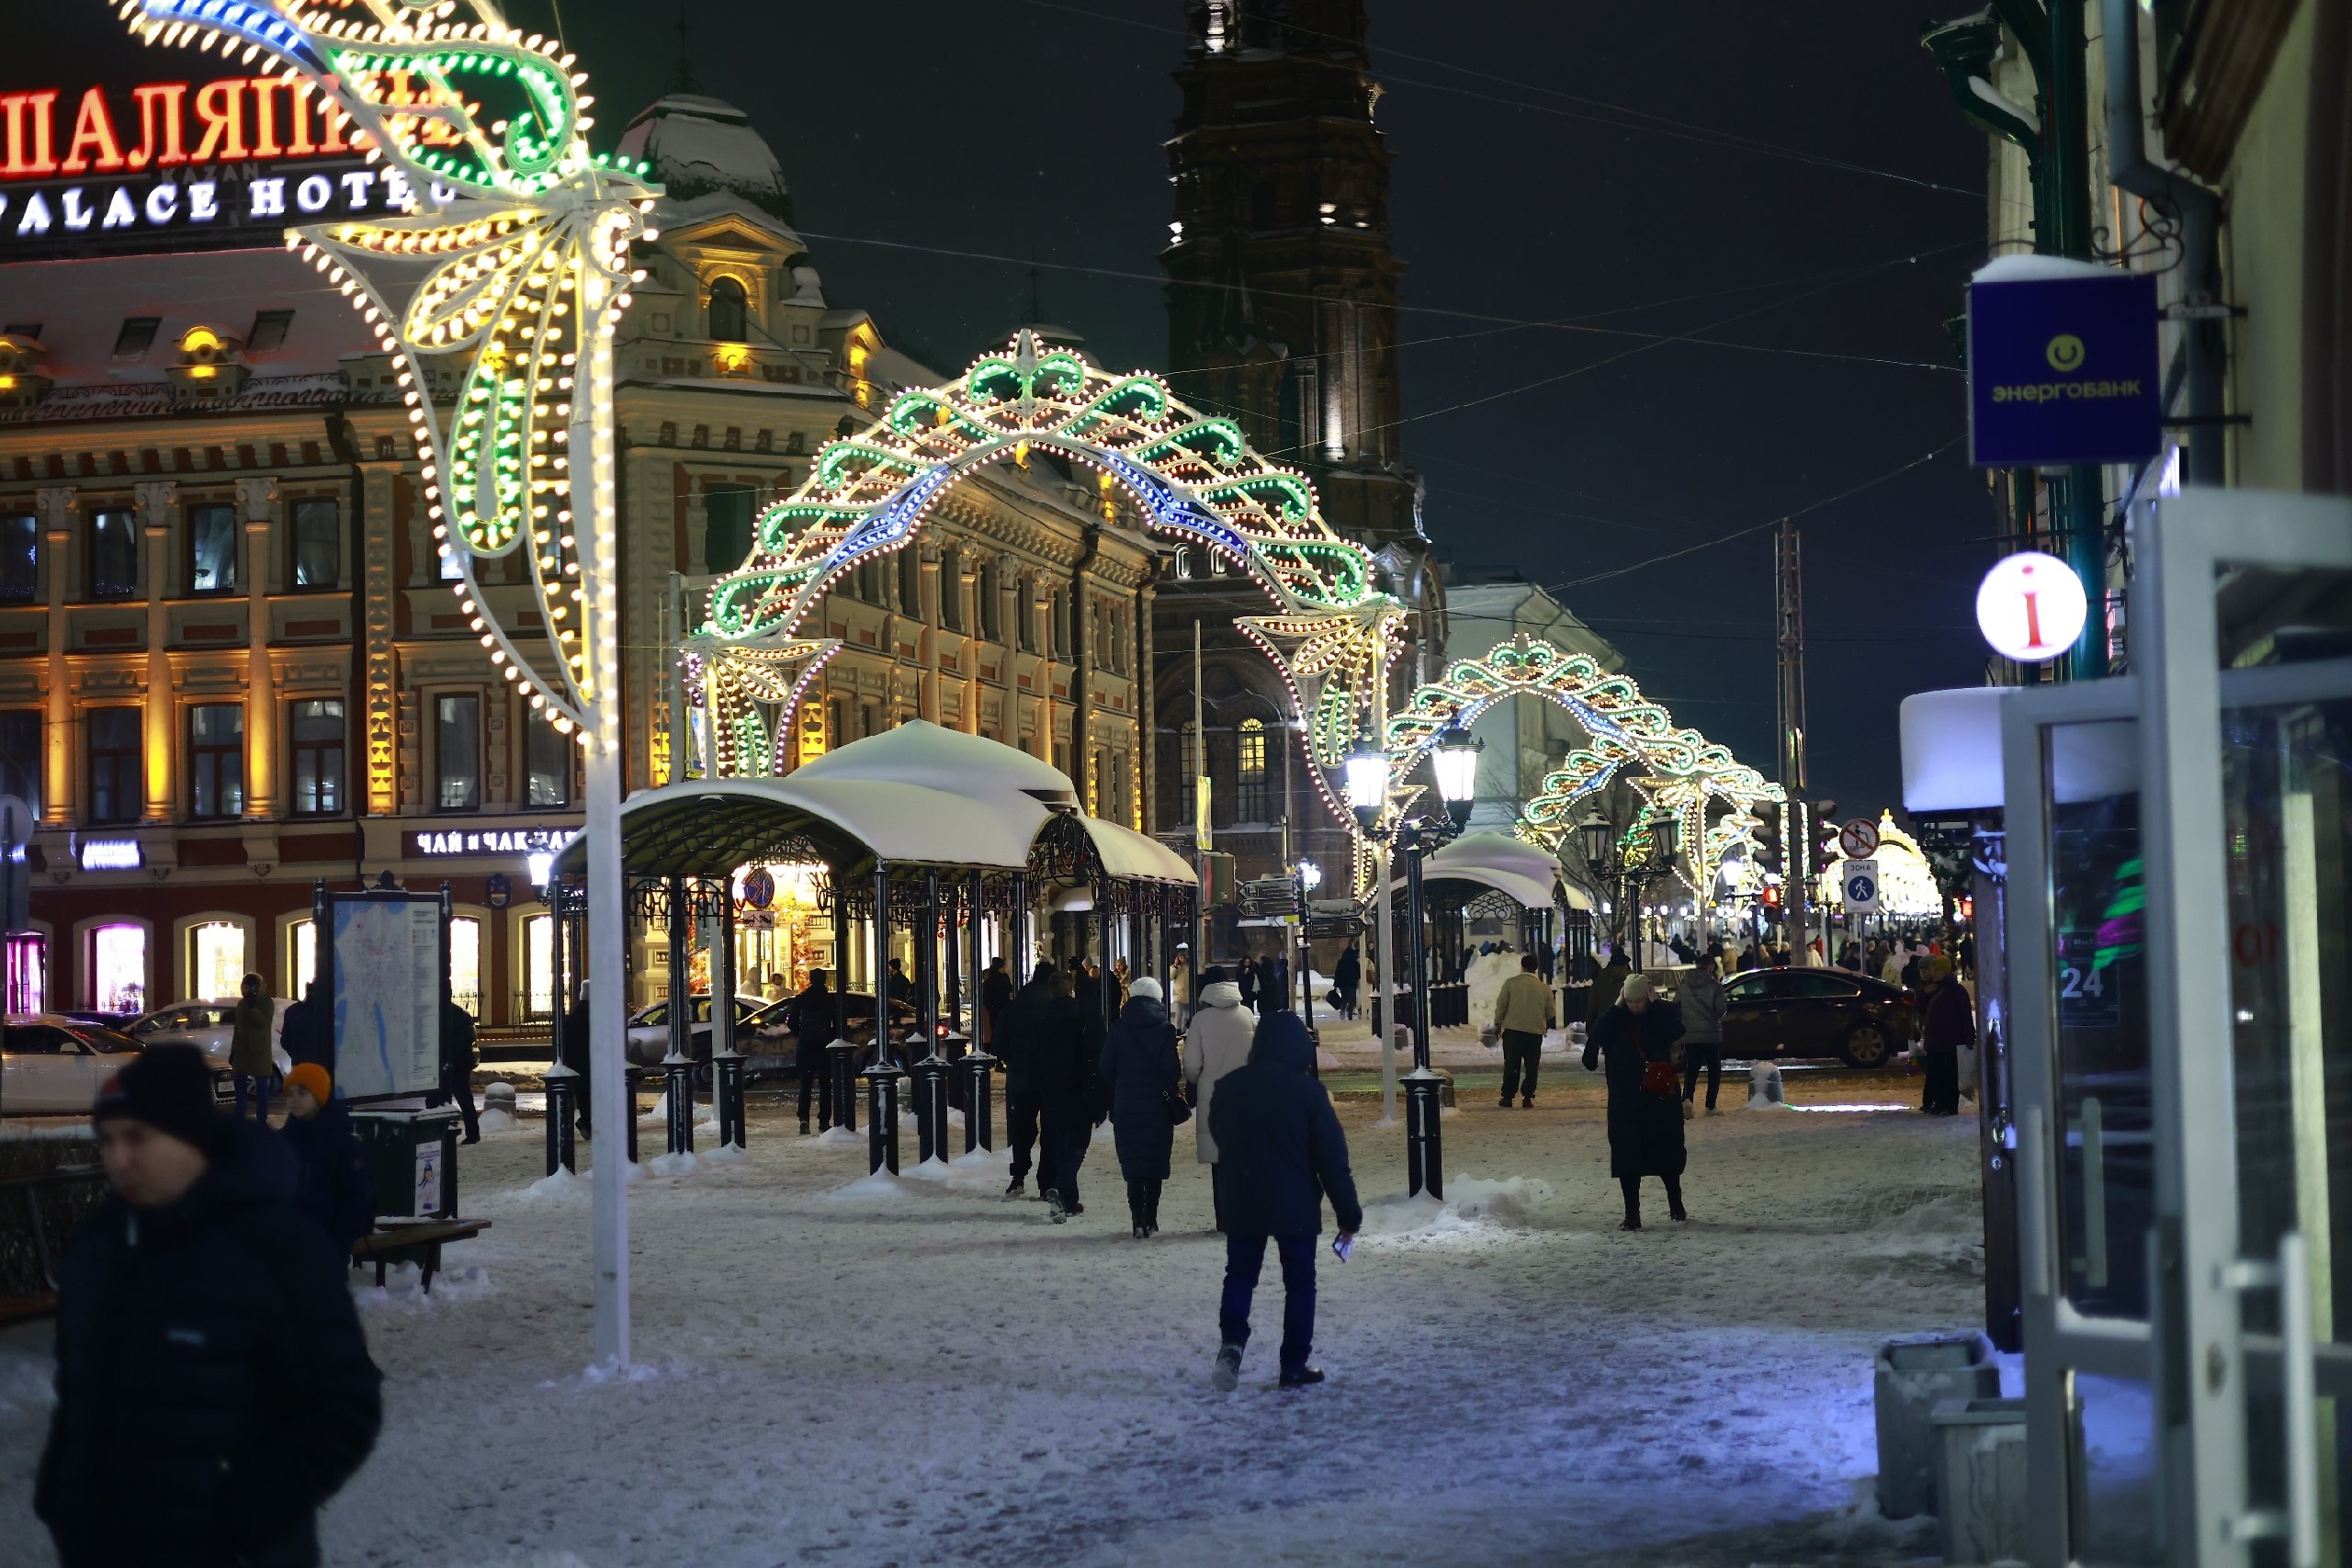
[1383,633,1783,888]
[694,330,1401,834]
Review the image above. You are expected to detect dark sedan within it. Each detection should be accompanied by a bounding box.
[1720,968,1920,1068]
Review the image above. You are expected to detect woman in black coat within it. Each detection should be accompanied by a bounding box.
[1583,974,1689,1229]
[1100,978,1181,1237]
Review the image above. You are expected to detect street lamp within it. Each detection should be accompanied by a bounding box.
[1577,807,1680,970]
[1346,740,1389,834]
[1430,726,1483,829]
[1386,728,1483,1201]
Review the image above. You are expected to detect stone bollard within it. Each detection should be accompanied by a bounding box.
[662,1056,695,1156]
[910,1053,950,1165]
[828,1038,860,1133]
[1875,1333,2002,1518]
[863,1060,903,1175]
[712,1051,747,1150]
[1746,1061,1786,1109]
[484,1080,517,1121]
[961,1047,997,1152]
[542,1066,578,1176]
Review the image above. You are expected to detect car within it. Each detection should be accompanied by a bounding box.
[733,991,922,1083]
[623,995,765,1068]
[126,999,295,1082]
[1,1016,146,1115]
[1720,967,1920,1068]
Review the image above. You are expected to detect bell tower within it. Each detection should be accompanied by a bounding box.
[1164,0,1421,547]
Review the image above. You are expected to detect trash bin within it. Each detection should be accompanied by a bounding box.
[350,1107,461,1221]
[1874,1333,2001,1518]
[1928,1396,2029,1564]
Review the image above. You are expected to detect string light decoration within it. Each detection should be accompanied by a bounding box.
[1382,634,1783,886]
[695,329,1403,833]
[120,0,657,747]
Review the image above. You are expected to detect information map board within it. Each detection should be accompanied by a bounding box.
[324,891,446,1100]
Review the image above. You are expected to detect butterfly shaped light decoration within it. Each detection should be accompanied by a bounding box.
[119,0,659,754]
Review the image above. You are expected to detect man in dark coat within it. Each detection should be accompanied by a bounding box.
[560,980,593,1138]
[997,964,1058,1198]
[1036,970,1095,1220]
[1205,1010,1363,1390]
[1918,956,1973,1115]
[1100,977,1179,1237]
[1588,949,1632,1024]
[1256,955,1284,1014]
[979,956,1014,1050]
[279,981,332,1074]
[435,986,480,1144]
[39,1046,382,1568]
[1332,942,1361,1020]
[788,968,836,1134]
[1238,957,1259,1012]
[1584,974,1688,1229]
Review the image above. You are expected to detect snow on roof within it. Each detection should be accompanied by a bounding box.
[1398,831,1566,910]
[618,95,792,222]
[1973,254,2118,285]
[653,191,805,254]
[1076,818,1197,885]
[0,246,393,387]
[559,774,1046,874]
[794,720,1078,806]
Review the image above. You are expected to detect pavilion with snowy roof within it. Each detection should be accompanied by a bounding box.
[1389,831,1587,1027]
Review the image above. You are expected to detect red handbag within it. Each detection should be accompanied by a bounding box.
[1641,1059,1679,1098]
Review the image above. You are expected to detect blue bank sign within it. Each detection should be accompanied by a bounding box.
[1968,263,2160,468]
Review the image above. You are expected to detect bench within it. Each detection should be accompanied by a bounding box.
[351,1218,491,1292]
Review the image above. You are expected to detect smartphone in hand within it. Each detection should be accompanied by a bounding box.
[1331,1234,1354,1262]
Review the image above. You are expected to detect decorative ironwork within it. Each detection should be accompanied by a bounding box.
[629,877,734,923]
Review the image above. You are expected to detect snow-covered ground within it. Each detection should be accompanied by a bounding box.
[0,1069,1982,1567]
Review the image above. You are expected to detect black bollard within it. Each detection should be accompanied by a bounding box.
[664,1055,695,1156]
[544,1067,578,1176]
[863,1060,901,1174]
[713,1052,746,1150]
[961,1047,997,1153]
[1404,1066,1444,1200]
[624,1066,645,1164]
[911,1051,949,1165]
[829,1038,859,1133]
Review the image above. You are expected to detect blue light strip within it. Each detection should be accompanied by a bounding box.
[141,0,325,71]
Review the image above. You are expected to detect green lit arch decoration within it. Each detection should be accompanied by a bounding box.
[693,331,1402,834]
[1383,634,1783,894]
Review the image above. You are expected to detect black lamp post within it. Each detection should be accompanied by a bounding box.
[1577,807,1680,970]
[1391,725,1482,1200]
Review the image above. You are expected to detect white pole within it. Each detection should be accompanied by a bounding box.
[1372,631,1396,1124]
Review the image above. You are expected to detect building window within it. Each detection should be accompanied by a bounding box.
[188,921,244,1000]
[1236,716,1269,822]
[435,694,481,811]
[89,923,145,1013]
[707,276,748,341]
[439,541,465,581]
[0,513,34,603]
[978,561,1001,639]
[187,502,238,594]
[112,317,160,358]
[288,699,344,817]
[705,483,755,574]
[0,711,38,818]
[246,309,293,352]
[526,708,571,807]
[291,498,339,589]
[188,704,244,818]
[854,558,878,603]
[89,709,141,824]
[523,913,554,1020]
[939,548,962,631]
[898,549,922,617]
[449,916,481,1017]
[288,917,317,997]
[88,509,137,599]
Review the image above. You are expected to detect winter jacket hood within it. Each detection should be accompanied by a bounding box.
[1117,995,1170,1032]
[1206,1010,1360,1236]
[1249,1010,1315,1075]
[1182,983,1255,1165]
[1102,996,1180,1180]
[1196,980,1244,1011]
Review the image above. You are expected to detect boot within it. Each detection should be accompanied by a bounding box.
[1045,1188,1067,1224]
[1210,1344,1242,1393]
[1681,1098,1695,1122]
[1277,1367,1327,1388]
[1005,1175,1026,1198]
[798,1118,810,1135]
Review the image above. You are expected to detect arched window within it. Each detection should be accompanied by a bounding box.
[707,276,748,342]
[1235,716,1269,821]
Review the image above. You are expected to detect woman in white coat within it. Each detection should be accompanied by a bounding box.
[1181,966,1255,1232]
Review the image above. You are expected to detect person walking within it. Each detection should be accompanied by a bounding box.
[1101,976,1180,1238]
[1677,953,1728,1117]
[999,963,1057,1198]
[37,1046,381,1567]
[1493,953,1555,1108]
[279,1061,375,1257]
[1589,948,1632,1024]
[560,978,594,1139]
[979,956,1013,1050]
[788,967,835,1135]
[1237,954,1259,1013]
[1585,975,1688,1229]
[228,972,276,1123]
[1205,1010,1363,1391]
[435,984,480,1144]
[1182,966,1253,1232]
[1919,955,1973,1116]
[1037,970,1096,1220]
[1332,941,1361,1021]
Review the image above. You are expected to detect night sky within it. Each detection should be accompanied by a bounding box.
[21,0,2003,815]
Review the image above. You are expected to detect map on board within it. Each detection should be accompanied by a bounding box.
[332,897,444,1100]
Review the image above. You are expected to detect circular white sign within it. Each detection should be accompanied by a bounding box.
[1838,817,1880,860]
[1976,551,2088,664]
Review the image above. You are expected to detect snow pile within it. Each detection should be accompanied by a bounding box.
[700,1140,747,1164]
[647,1149,701,1178]
[814,1124,863,1147]
[353,1264,494,1314]
[1442,1174,1555,1225]
[1814,1475,1938,1549]
[0,1354,54,1420]
[825,1168,920,1201]
[513,1167,588,1202]
[475,1105,518,1136]
[1746,1062,1791,1110]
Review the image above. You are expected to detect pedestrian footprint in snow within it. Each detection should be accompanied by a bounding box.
[1205,1011,1363,1391]
[1585,974,1689,1229]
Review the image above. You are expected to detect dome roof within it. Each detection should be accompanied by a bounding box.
[616,95,792,222]
[793,720,1079,807]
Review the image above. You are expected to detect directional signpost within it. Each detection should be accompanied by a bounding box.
[1841,859,1883,914]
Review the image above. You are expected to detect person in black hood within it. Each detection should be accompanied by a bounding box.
[38,1045,382,1568]
[786,968,835,1135]
[1036,969,1095,1221]
[1100,976,1180,1237]
[1204,1010,1363,1391]
[998,963,1059,1198]
[278,981,332,1075]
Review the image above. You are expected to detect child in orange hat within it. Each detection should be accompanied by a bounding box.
[278,1061,374,1253]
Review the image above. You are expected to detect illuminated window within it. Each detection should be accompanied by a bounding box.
[187,502,237,593]
[435,694,480,811]
[291,498,339,588]
[704,483,754,573]
[88,709,140,824]
[0,513,34,602]
[6,931,47,1015]
[288,918,317,997]
[524,913,554,1019]
[1236,716,1269,821]
[288,699,344,816]
[707,276,748,342]
[526,708,571,807]
[449,916,481,1017]
[88,509,137,598]
[188,705,244,818]
[189,921,244,1000]
[90,923,145,1013]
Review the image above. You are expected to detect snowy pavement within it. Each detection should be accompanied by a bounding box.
[1,1071,1983,1567]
